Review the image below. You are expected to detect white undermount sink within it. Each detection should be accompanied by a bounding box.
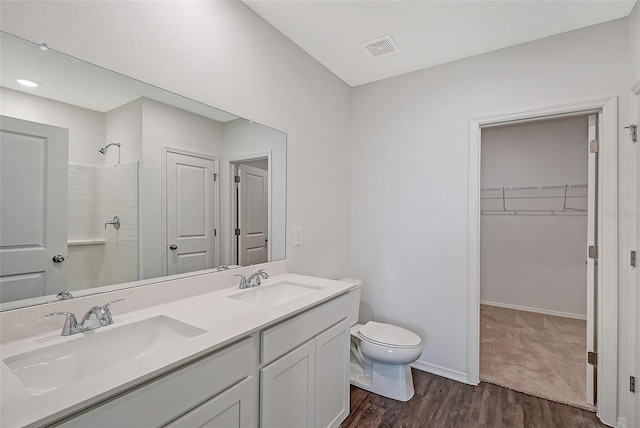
[228,281,322,308]
[3,315,206,396]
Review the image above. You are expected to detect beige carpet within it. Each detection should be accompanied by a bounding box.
[480,304,595,412]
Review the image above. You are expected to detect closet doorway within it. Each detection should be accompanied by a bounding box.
[468,97,618,424]
[478,114,597,410]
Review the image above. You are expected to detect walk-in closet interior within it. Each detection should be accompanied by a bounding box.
[479,115,594,410]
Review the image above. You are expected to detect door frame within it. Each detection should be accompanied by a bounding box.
[467,97,618,424]
[160,146,220,276]
[627,81,640,428]
[225,151,272,265]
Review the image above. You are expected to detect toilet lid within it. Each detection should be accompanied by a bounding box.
[358,321,421,348]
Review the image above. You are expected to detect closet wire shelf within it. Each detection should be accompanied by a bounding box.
[480,184,587,215]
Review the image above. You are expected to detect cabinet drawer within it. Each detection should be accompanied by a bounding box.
[54,336,257,428]
[165,376,257,428]
[261,293,349,364]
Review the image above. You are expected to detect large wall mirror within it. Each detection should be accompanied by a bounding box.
[0,32,286,311]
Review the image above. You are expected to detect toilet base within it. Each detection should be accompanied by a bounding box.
[349,361,415,402]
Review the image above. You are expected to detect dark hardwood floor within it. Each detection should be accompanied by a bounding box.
[341,369,606,428]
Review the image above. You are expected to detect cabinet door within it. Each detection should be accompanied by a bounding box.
[314,319,350,428]
[165,377,257,428]
[260,339,315,428]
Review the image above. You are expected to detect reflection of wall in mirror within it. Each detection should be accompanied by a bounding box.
[0,88,105,165]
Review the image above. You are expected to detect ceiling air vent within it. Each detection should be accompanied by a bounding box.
[361,35,399,59]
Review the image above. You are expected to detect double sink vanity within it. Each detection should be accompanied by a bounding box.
[1,269,358,428]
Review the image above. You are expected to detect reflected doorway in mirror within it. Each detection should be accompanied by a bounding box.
[231,157,269,266]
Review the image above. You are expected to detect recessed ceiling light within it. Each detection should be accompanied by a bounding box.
[16,79,39,88]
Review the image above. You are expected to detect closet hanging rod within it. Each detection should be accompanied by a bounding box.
[480,184,588,215]
[480,184,587,192]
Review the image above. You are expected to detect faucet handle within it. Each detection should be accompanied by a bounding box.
[103,298,125,308]
[45,312,81,336]
[235,274,248,289]
[257,269,269,279]
[100,298,125,324]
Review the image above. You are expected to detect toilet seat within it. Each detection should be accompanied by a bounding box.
[358,321,421,349]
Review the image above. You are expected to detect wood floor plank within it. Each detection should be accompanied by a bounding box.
[344,402,386,428]
[524,393,553,428]
[342,387,371,427]
[341,369,607,428]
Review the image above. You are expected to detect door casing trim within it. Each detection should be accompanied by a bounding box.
[467,97,618,425]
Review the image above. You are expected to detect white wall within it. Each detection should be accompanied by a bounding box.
[0,0,352,280]
[349,19,629,385]
[105,99,143,165]
[0,88,104,165]
[222,119,287,264]
[480,116,588,318]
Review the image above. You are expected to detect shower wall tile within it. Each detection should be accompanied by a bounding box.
[67,164,108,291]
[67,164,101,241]
[100,162,139,285]
[67,162,139,290]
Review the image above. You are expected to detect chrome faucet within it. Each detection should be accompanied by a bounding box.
[44,312,82,336]
[235,274,248,289]
[46,299,124,336]
[247,269,269,287]
[56,291,74,301]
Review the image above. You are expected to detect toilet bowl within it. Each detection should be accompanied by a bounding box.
[345,281,423,402]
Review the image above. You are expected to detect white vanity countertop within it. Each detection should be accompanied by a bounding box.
[0,273,359,428]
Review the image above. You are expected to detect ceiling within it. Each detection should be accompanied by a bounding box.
[244,0,637,87]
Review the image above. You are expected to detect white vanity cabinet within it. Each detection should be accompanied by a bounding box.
[53,337,258,428]
[43,292,351,428]
[261,338,317,428]
[260,294,350,428]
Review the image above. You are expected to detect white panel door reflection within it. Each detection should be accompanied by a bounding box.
[166,151,216,275]
[237,163,268,265]
[0,116,68,302]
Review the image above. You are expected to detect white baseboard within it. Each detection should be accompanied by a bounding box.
[481,300,587,320]
[411,360,468,384]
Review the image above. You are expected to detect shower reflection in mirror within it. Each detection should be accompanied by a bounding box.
[98,142,121,165]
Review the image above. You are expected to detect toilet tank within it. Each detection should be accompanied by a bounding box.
[341,279,362,326]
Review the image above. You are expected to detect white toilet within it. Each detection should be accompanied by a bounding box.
[346,281,423,402]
